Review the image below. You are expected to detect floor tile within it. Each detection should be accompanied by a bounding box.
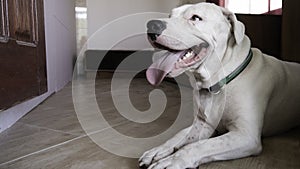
[0,136,137,169]
[20,106,84,136]
[0,122,77,164]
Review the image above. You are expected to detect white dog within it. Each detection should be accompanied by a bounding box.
[139,3,300,169]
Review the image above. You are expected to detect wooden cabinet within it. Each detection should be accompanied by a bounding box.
[282,0,300,62]
[236,14,282,59]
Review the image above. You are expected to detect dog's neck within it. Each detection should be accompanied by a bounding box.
[192,36,251,90]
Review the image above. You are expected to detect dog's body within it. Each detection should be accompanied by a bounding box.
[139,3,300,169]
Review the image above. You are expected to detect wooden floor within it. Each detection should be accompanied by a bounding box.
[0,76,299,169]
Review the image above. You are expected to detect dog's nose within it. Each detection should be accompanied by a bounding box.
[147,20,166,41]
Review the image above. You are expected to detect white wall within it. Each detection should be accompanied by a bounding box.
[87,0,181,50]
[45,0,77,91]
[0,0,76,133]
[86,0,206,50]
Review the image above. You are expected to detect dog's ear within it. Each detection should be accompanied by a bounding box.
[221,7,245,45]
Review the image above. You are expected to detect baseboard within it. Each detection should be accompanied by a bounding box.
[84,50,154,72]
[0,92,52,133]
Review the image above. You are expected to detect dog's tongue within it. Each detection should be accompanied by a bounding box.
[146,51,185,86]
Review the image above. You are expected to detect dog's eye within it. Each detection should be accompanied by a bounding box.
[190,15,203,21]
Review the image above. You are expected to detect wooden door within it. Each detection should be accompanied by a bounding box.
[0,0,47,110]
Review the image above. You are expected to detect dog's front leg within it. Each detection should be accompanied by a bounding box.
[148,131,262,169]
[139,119,215,168]
[139,126,191,168]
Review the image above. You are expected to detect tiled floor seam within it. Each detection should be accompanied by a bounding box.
[0,121,127,167]
[19,122,82,137]
[0,135,87,167]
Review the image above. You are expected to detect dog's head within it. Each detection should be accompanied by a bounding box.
[146,3,245,86]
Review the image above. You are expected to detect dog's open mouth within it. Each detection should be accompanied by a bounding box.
[146,42,209,86]
[174,43,209,69]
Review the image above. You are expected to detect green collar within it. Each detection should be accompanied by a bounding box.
[205,49,253,94]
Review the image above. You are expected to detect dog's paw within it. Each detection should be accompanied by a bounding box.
[139,164,148,169]
[147,150,196,169]
[139,145,176,168]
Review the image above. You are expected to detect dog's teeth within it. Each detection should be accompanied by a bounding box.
[188,52,194,57]
[184,52,192,58]
[181,51,195,62]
